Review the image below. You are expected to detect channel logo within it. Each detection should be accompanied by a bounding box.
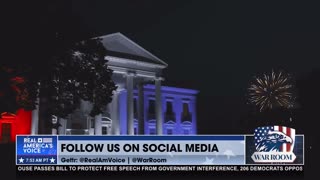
[251,126,296,163]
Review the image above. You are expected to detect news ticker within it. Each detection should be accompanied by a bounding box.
[16,134,304,166]
[16,165,303,172]
[15,165,303,178]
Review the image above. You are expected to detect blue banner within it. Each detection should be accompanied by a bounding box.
[16,136,58,165]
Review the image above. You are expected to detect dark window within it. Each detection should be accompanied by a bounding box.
[181,103,192,121]
[183,129,189,135]
[1,123,11,143]
[134,127,138,135]
[148,99,155,119]
[165,101,175,121]
[167,129,173,135]
[90,118,95,128]
[167,102,173,113]
[102,127,108,135]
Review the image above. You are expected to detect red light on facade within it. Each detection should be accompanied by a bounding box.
[0,109,31,143]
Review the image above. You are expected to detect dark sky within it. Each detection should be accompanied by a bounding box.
[70,1,320,134]
[2,1,320,135]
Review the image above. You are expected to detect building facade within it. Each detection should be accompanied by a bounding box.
[61,84,198,136]
[0,33,198,142]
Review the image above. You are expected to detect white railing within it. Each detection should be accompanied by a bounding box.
[65,129,89,135]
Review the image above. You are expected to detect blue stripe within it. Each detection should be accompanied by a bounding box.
[58,136,244,141]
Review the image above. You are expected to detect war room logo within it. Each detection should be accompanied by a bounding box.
[251,126,296,163]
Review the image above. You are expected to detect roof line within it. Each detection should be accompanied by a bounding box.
[144,84,199,94]
[99,32,168,67]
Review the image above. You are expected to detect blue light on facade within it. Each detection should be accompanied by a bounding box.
[118,84,198,135]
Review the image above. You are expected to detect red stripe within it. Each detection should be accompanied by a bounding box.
[286,127,291,152]
[278,126,283,151]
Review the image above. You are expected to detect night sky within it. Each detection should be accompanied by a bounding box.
[2,1,320,135]
[71,1,320,135]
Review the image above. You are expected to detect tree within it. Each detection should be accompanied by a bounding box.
[43,38,117,118]
[0,66,39,116]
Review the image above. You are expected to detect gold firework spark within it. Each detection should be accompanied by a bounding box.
[248,70,295,112]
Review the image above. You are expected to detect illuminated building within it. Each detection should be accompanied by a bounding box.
[0,33,198,142]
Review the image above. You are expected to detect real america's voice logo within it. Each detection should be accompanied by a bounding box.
[251,126,296,163]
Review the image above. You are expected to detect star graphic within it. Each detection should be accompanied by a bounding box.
[50,157,55,163]
[202,157,214,164]
[18,157,24,163]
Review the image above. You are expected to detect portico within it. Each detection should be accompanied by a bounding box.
[68,32,168,135]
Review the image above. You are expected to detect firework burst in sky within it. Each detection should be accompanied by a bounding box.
[248,70,295,112]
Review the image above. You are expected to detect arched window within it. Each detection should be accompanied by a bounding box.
[181,102,191,121]
[147,99,155,119]
[165,101,175,121]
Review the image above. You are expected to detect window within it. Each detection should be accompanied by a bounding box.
[102,126,108,135]
[165,101,175,121]
[1,123,11,143]
[90,118,95,128]
[148,99,155,113]
[134,127,138,135]
[167,129,173,135]
[181,103,191,121]
[148,99,155,119]
[166,102,173,114]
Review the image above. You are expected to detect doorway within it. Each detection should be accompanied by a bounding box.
[1,123,11,143]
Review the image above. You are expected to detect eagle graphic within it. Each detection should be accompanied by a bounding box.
[256,131,293,152]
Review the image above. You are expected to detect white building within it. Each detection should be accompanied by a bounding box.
[47,33,198,136]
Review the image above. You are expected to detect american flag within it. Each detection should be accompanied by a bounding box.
[254,126,295,152]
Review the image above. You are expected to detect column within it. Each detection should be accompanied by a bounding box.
[51,115,57,135]
[111,91,120,135]
[138,83,145,134]
[126,73,134,135]
[155,77,163,135]
[94,114,102,135]
[58,118,66,135]
[88,117,94,135]
[31,98,39,135]
[174,98,183,134]
[190,100,197,134]
[119,90,127,134]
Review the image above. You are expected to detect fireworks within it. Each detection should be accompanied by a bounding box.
[248,70,295,112]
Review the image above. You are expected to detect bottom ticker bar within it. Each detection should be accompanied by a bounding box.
[16,165,304,178]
